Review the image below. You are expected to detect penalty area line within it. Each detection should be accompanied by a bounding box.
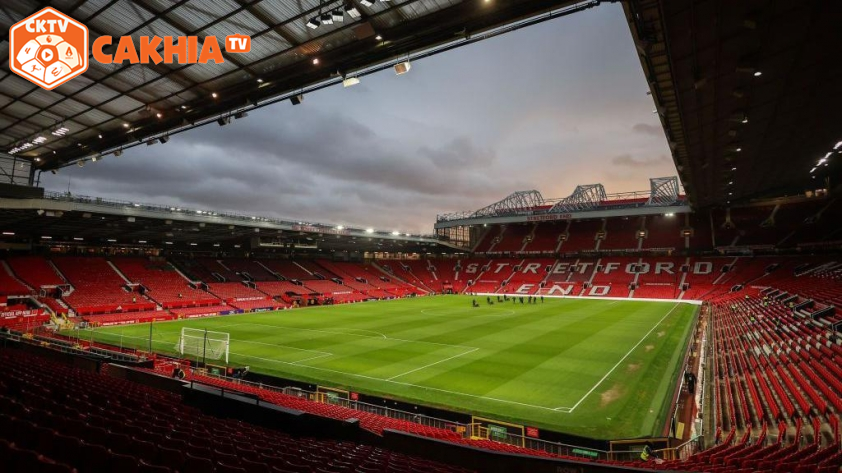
[566,302,681,414]
[386,347,479,381]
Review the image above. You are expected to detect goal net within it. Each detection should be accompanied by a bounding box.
[177,328,230,364]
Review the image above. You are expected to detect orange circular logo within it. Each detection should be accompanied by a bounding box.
[9,7,89,90]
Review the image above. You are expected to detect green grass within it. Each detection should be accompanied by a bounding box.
[71,296,698,440]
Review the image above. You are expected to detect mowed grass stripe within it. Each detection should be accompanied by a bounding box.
[76,296,698,439]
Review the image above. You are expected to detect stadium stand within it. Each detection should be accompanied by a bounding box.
[0,263,31,296]
[491,224,534,253]
[259,259,319,280]
[600,217,642,251]
[641,214,685,250]
[256,280,313,298]
[375,261,433,293]
[7,255,65,289]
[223,259,277,282]
[53,257,156,316]
[560,219,601,253]
[0,346,473,473]
[207,282,273,303]
[633,257,684,300]
[113,258,221,309]
[521,222,565,254]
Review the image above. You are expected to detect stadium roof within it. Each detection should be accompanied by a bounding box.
[625,0,842,208]
[0,190,452,252]
[0,0,594,171]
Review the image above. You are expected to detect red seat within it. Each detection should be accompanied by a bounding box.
[138,459,172,473]
[109,452,140,473]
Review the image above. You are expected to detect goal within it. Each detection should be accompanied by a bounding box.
[176,328,230,364]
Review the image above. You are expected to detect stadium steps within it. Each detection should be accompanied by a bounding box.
[106,260,132,284]
[47,260,74,296]
[371,262,431,294]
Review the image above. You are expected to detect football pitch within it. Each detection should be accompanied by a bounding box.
[76,296,698,440]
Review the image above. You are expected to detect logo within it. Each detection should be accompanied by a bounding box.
[9,7,88,90]
[225,34,251,53]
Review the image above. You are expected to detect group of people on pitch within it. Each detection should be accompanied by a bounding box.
[472,295,544,307]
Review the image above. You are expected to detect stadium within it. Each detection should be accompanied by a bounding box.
[0,0,840,472]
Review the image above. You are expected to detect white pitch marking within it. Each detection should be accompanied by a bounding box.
[386,347,479,381]
[234,322,475,350]
[565,302,681,413]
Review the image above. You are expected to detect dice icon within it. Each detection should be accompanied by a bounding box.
[9,7,89,90]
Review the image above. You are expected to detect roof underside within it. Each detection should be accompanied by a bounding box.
[626,0,842,208]
[0,0,583,171]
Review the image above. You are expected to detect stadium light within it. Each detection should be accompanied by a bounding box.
[320,13,333,25]
[290,94,304,105]
[332,9,344,22]
[391,231,400,236]
[359,0,374,6]
[217,116,231,126]
[343,77,360,87]
[336,225,344,230]
[345,5,361,17]
[366,228,374,234]
[234,111,248,119]
[307,17,321,29]
[753,71,762,77]
[395,61,411,75]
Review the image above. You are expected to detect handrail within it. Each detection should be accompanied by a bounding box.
[192,370,642,462]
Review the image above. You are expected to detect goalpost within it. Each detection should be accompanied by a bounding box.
[176,328,230,364]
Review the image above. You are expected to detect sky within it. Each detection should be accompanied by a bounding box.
[41,2,677,235]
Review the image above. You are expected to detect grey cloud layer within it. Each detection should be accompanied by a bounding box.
[41,3,677,234]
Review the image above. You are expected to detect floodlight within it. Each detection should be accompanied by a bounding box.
[307,17,320,29]
[343,77,360,87]
[217,116,231,126]
[345,5,361,18]
[320,13,333,25]
[332,9,344,22]
[394,61,411,75]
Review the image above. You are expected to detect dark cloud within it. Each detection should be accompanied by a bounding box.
[632,123,662,136]
[41,3,677,234]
